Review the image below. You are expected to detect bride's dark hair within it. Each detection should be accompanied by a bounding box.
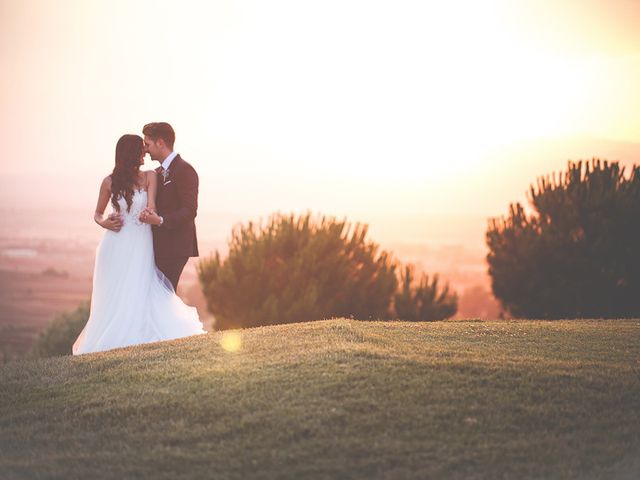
[110,134,144,213]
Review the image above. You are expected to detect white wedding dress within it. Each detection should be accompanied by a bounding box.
[73,188,207,355]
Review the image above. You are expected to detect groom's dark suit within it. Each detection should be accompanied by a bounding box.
[152,154,199,291]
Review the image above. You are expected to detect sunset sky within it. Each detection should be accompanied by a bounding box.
[2,0,639,225]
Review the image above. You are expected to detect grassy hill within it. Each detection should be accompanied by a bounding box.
[1,319,639,479]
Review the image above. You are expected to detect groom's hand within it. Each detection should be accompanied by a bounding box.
[103,213,123,232]
[139,208,162,225]
[139,208,150,223]
[139,207,153,222]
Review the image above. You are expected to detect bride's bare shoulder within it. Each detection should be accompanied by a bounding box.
[101,175,112,191]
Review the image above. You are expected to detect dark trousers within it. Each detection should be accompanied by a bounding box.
[155,256,189,292]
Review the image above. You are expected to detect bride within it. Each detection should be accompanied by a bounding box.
[72,134,207,355]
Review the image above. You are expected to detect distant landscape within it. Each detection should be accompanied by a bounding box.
[0,207,498,360]
[3,135,639,359]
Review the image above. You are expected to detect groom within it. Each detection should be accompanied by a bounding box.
[139,122,199,292]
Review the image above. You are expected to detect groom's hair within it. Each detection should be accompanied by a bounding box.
[143,122,175,149]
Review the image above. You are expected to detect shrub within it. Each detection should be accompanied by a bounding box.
[198,212,398,329]
[30,301,89,357]
[393,264,457,320]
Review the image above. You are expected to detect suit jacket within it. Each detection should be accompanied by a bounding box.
[152,155,199,258]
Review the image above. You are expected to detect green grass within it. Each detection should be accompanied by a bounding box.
[1,319,640,479]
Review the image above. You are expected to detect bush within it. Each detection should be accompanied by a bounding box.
[30,301,89,358]
[393,264,457,320]
[198,212,399,329]
[486,159,640,318]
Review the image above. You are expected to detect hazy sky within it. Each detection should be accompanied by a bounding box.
[2,0,640,220]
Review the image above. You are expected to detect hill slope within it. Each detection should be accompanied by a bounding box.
[1,319,640,479]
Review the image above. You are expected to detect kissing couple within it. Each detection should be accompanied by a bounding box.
[73,122,207,355]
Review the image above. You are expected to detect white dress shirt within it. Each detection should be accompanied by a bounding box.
[161,151,178,171]
[158,152,178,227]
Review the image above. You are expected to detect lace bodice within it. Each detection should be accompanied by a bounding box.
[115,189,148,226]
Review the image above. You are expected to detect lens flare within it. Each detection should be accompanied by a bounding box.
[220,331,242,353]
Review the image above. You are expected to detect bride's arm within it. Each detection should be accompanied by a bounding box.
[94,176,123,232]
[146,170,158,212]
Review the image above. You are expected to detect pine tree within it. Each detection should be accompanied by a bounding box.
[393,264,457,321]
[486,159,640,318]
[197,212,398,329]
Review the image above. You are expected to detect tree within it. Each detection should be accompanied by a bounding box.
[30,301,89,357]
[198,212,398,329]
[393,264,457,321]
[486,159,640,318]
